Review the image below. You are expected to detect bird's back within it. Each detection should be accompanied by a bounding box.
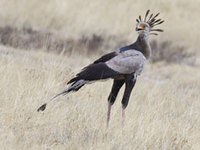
[106,50,146,75]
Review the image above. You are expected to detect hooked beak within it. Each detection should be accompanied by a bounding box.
[136,26,143,31]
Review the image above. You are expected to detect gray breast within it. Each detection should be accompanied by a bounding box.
[105,50,146,75]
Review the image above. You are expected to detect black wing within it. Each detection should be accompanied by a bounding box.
[67,51,118,85]
[67,63,120,84]
[93,52,117,64]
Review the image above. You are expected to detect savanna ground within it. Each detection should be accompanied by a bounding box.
[0,0,200,150]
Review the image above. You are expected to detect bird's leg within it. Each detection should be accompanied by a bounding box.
[107,102,112,128]
[122,106,126,128]
[107,79,124,128]
[121,74,137,127]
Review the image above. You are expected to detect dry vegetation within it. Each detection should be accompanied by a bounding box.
[0,0,200,150]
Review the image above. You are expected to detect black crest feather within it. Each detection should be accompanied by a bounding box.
[136,10,164,34]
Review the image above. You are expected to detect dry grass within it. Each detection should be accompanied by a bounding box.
[0,47,200,150]
[0,0,200,52]
[0,25,196,65]
[1,0,200,149]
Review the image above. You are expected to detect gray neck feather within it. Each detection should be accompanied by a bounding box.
[135,31,151,59]
[119,31,151,59]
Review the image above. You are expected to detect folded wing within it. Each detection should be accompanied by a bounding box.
[68,50,146,85]
[106,50,146,75]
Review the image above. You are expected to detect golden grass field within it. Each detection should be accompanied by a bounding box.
[0,0,200,150]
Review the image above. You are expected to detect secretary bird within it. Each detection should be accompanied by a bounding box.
[38,10,164,127]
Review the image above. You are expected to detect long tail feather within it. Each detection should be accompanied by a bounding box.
[37,87,71,112]
[37,80,87,112]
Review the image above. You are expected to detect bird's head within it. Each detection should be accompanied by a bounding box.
[136,10,164,35]
[136,22,150,32]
